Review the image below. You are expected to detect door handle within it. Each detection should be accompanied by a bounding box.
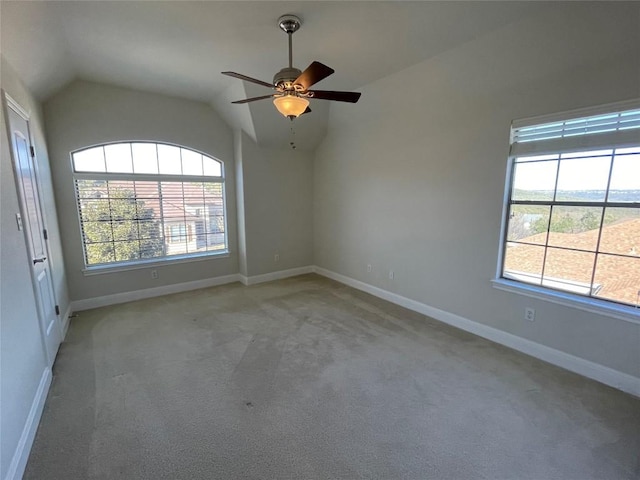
[33,256,47,264]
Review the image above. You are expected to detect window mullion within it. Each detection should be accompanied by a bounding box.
[502,101,640,309]
[73,142,228,269]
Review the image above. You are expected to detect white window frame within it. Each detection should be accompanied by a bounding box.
[71,141,229,273]
[494,99,640,324]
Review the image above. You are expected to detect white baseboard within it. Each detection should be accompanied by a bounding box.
[4,367,52,480]
[70,266,315,311]
[313,266,640,398]
[240,266,314,286]
[70,274,242,311]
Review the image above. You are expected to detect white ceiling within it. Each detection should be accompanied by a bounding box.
[1,1,545,150]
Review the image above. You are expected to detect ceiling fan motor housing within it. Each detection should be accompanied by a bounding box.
[273,67,303,90]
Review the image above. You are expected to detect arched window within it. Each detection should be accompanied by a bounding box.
[72,142,226,268]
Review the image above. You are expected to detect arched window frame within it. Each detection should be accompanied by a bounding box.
[71,141,228,270]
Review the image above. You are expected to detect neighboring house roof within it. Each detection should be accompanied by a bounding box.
[505,218,640,306]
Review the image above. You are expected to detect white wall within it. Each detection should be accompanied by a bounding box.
[1,57,69,480]
[313,3,640,379]
[238,131,314,276]
[43,80,239,302]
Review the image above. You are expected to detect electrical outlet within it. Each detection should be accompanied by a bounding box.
[388,270,394,280]
[525,307,535,322]
[367,264,372,273]
[151,269,158,279]
[274,254,280,262]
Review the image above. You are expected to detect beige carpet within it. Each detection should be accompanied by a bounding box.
[25,274,639,479]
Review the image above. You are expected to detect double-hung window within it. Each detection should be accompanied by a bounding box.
[72,142,227,269]
[499,101,640,310]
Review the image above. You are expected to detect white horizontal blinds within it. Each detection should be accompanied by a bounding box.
[72,142,227,267]
[510,101,640,157]
[513,109,640,144]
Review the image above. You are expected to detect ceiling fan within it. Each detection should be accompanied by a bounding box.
[222,14,361,119]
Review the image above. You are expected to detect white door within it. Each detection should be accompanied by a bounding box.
[6,98,61,366]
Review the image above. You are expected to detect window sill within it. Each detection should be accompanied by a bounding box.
[82,250,230,276]
[491,278,640,325]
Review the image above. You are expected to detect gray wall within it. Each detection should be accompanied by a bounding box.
[43,80,315,300]
[238,131,314,276]
[313,3,640,378]
[44,81,239,301]
[1,57,69,480]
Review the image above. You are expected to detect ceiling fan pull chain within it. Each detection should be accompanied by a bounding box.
[289,123,297,150]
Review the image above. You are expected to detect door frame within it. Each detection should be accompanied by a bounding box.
[2,90,62,364]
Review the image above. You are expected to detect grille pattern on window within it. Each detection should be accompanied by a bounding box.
[73,142,226,267]
[503,146,640,307]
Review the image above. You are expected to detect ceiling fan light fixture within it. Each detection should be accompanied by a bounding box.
[273,94,309,118]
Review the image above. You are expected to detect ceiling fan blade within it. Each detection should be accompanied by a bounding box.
[294,61,334,90]
[232,94,278,104]
[308,90,361,103]
[222,71,274,89]
[301,106,312,115]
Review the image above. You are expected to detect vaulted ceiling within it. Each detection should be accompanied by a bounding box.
[1,1,545,150]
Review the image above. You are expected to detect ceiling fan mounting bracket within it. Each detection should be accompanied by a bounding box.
[278,14,302,34]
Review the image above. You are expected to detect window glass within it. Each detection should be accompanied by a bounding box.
[72,142,226,267]
[502,106,640,308]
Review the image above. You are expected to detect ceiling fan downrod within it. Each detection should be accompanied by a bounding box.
[278,14,301,69]
[274,15,303,89]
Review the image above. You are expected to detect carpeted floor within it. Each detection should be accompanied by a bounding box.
[25,274,639,479]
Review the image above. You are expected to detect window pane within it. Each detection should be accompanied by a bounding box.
[608,153,640,202]
[203,156,222,177]
[81,220,112,243]
[137,199,159,220]
[205,233,226,251]
[547,206,602,250]
[502,243,545,285]
[208,214,225,234]
[181,149,203,176]
[542,248,595,295]
[158,144,182,175]
[160,182,185,226]
[111,220,137,241]
[76,179,106,199]
[205,183,223,197]
[86,242,114,265]
[75,143,226,268]
[506,205,549,244]
[79,199,111,222]
[593,254,640,306]
[599,208,640,257]
[109,196,138,220]
[511,160,558,201]
[108,181,135,198]
[73,147,105,172]
[182,182,205,203]
[114,241,140,262]
[555,153,611,201]
[140,238,164,259]
[137,220,161,240]
[134,181,160,200]
[104,144,133,173]
[132,143,159,174]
